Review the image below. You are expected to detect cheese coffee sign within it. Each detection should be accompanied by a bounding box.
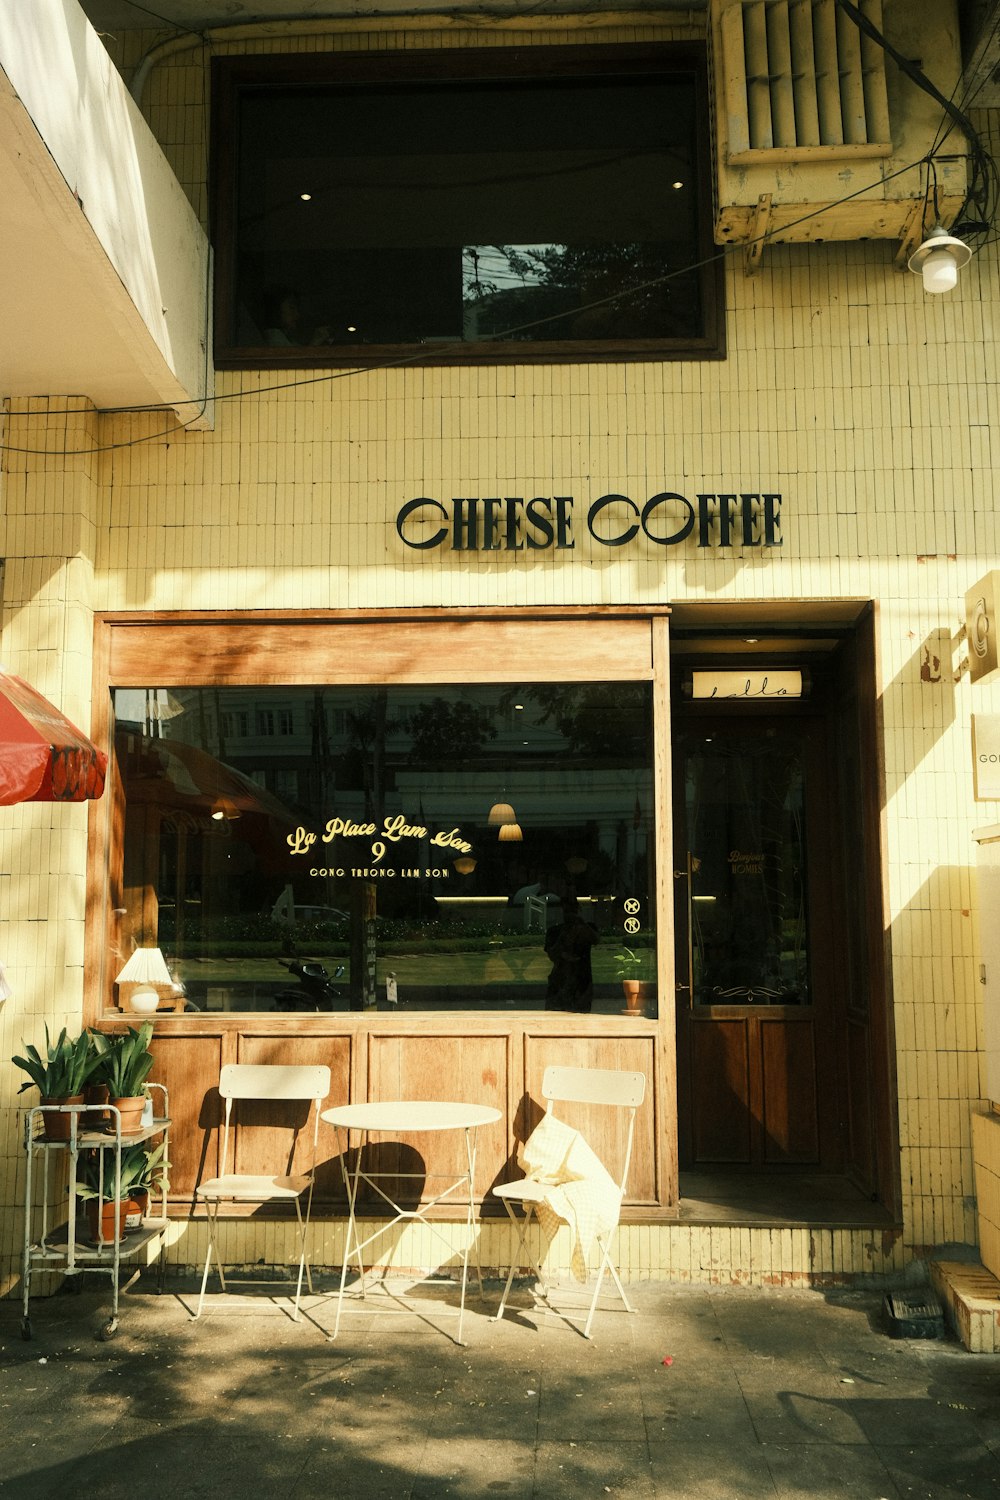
[396,491,783,553]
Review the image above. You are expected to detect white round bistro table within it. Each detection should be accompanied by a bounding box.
[322,1100,501,1344]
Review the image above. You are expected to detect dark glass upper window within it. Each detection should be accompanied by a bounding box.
[212,46,722,365]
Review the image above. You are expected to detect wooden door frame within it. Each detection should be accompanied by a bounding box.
[664,603,900,1219]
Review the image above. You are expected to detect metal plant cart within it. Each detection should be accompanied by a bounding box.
[21,1083,171,1341]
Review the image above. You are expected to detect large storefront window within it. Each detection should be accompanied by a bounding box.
[113,682,656,1016]
[211,46,722,365]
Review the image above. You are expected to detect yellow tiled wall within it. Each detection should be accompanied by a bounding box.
[1,17,997,1290]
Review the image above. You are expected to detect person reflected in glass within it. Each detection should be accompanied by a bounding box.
[259,285,331,346]
[544,895,598,1013]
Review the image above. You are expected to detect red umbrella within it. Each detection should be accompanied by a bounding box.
[0,670,107,805]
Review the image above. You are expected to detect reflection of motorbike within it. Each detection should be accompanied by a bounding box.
[274,959,345,1012]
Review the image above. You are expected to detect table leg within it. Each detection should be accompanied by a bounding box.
[456,1124,487,1346]
[332,1126,366,1340]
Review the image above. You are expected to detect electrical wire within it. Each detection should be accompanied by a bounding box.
[834,0,1000,244]
[100,0,206,36]
[0,145,950,457]
[3,20,996,456]
[953,6,1000,120]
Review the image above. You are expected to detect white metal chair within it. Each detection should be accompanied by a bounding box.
[194,1063,331,1320]
[493,1065,646,1339]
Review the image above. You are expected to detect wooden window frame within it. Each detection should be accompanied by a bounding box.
[86,608,678,1214]
[210,43,726,368]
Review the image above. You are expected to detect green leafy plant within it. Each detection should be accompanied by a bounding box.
[89,1022,156,1099]
[12,1026,103,1098]
[74,1140,169,1203]
[614,947,644,981]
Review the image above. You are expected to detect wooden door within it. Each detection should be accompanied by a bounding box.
[674,713,844,1171]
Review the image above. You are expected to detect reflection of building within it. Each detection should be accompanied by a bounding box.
[114,683,655,1005]
[3,0,1000,1327]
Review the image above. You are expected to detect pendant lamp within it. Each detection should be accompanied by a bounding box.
[908,225,972,294]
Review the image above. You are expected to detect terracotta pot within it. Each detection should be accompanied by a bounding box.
[39,1095,84,1140]
[110,1095,147,1135]
[621,980,643,1015]
[124,1189,148,1234]
[85,1197,130,1245]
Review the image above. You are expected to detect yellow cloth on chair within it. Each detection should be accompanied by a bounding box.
[517,1112,622,1281]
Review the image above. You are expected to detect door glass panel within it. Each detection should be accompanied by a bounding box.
[681,728,809,1006]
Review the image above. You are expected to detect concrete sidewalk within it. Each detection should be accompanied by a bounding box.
[2,1273,1000,1499]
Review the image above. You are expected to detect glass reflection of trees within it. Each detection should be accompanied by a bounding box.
[114,682,656,1015]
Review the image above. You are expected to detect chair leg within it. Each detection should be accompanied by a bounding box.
[601,1243,635,1315]
[291,1199,311,1320]
[195,1199,226,1318]
[494,1203,547,1323]
[581,1234,633,1341]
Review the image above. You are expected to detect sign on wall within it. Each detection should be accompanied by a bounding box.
[287,815,471,878]
[967,573,1000,685]
[690,670,804,700]
[973,715,1000,800]
[396,490,783,553]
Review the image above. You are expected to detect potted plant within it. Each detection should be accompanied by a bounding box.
[614,947,646,1014]
[74,1140,169,1242]
[12,1026,104,1140]
[89,1021,156,1135]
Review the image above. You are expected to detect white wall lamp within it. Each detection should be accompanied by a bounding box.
[115,946,172,1014]
[908,226,972,294]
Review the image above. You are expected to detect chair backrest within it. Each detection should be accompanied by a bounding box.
[541,1066,646,1200]
[217,1064,331,1180]
[542,1065,646,1110]
[220,1063,331,1102]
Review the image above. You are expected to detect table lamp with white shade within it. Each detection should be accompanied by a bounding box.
[116,947,172,1014]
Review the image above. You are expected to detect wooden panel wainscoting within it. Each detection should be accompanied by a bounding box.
[683,1008,820,1169]
[236,1033,353,1206]
[760,1010,819,1164]
[135,1026,355,1209]
[144,1031,226,1198]
[366,1031,511,1207]
[114,1011,667,1216]
[521,1033,658,1203]
[689,1016,753,1164]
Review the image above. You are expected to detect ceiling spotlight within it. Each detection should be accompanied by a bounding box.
[299,192,312,201]
[908,225,972,294]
